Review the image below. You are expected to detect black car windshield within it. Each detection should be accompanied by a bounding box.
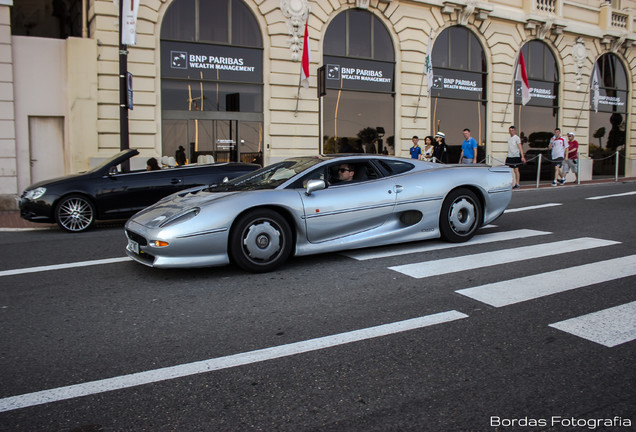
[205,157,323,192]
[87,150,134,173]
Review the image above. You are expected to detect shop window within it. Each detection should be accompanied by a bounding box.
[513,40,559,150]
[431,26,487,162]
[323,10,395,154]
[161,0,263,163]
[589,53,628,176]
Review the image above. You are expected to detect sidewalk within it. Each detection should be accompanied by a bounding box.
[1,177,634,229]
[0,211,57,230]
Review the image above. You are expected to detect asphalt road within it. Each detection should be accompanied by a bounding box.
[0,181,635,432]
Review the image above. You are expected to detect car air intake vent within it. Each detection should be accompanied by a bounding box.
[126,230,148,246]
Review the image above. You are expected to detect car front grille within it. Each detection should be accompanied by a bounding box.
[126,229,148,246]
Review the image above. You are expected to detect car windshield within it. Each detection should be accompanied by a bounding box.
[87,150,134,173]
[205,157,323,192]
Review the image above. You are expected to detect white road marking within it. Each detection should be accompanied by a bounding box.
[0,310,468,413]
[456,255,636,307]
[0,257,131,278]
[389,238,620,279]
[549,301,636,347]
[585,191,636,200]
[343,229,551,261]
[504,203,562,213]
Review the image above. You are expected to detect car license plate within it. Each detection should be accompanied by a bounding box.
[127,238,139,254]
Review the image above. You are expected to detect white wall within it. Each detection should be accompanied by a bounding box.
[13,36,67,193]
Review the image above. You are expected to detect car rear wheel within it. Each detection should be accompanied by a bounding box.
[54,194,96,233]
[439,188,482,243]
[229,209,293,273]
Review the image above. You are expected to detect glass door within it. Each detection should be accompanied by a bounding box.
[162,118,262,165]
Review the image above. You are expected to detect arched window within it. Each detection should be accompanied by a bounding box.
[160,0,263,164]
[590,53,628,175]
[161,0,262,47]
[513,40,559,172]
[590,53,627,150]
[322,10,395,154]
[431,26,487,162]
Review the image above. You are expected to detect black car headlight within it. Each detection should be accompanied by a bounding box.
[24,187,46,200]
[159,207,200,228]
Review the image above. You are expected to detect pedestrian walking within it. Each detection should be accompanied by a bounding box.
[563,132,579,183]
[505,125,526,189]
[548,128,568,186]
[459,128,477,164]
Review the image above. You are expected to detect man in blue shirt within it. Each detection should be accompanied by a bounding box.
[459,128,478,164]
[409,136,422,159]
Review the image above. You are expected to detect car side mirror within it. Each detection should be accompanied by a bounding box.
[305,179,326,195]
[222,176,229,183]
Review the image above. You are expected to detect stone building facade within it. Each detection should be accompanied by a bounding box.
[1,0,634,209]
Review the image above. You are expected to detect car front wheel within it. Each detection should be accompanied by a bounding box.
[54,194,96,233]
[439,188,482,243]
[229,209,293,273]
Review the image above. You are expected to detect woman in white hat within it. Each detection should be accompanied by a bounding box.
[433,132,447,163]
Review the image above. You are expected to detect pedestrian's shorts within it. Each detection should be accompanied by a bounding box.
[505,157,523,168]
[552,157,564,168]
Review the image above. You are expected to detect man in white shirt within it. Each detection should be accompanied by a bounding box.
[505,125,526,189]
[548,128,568,186]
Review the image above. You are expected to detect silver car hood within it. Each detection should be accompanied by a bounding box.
[131,190,237,228]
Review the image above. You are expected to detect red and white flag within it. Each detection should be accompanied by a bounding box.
[515,51,530,105]
[300,20,311,88]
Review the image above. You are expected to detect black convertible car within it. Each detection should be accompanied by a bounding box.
[18,149,260,232]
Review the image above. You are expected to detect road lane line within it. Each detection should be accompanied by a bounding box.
[456,255,636,307]
[343,229,551,261]
[389,238,619,279]
[549,301,636,347]
[586,191,636,200]
[0,257,131,278]
[504,203,562,213]
[0,310,468,413]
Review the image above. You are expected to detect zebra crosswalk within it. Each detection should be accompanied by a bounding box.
[346,229,636,348]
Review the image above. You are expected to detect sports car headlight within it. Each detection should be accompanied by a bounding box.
[24,187,46,200]
[159,207,201,228]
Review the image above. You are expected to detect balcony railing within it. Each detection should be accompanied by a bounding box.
[535,0,556,14]
[611,10,629,29]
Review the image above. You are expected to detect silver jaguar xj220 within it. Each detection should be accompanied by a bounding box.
[125,155,513,272]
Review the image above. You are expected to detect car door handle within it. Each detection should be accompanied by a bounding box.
[394,185,404,194]
[171,178,182,184]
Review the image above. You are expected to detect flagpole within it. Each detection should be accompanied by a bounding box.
[414,67,426,122]
[295,19,310,117]
[294,67,302,117]
[414,36,433,123]
[575,65,597,129]
[501,64,516,127]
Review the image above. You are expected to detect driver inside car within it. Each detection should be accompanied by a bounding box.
[335,163,355,182]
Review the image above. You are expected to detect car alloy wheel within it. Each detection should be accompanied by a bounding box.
[230,209,293,272]
[439,188,482,243]
[54,194,96,233]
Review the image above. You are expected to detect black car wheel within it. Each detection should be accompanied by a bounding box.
[439,188,482,243]
[54,194,96,233]
[229,209,293,272]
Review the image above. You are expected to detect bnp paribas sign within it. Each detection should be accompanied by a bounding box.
[323,56,394,93]
[161,41,262,83]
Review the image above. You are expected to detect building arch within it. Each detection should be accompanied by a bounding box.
[430,25,488,162]
[157,0,266,164]
[513,39,561,157]
[321,8,397,155]
[589,52,629,175]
